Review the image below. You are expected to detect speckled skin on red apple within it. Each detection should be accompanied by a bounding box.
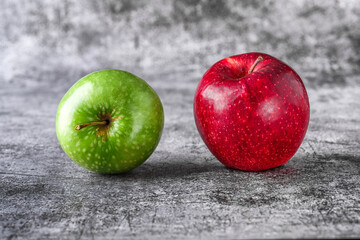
[194,52,310,171]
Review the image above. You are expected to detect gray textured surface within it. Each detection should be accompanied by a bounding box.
[1,0,360,239]
[1,78,360,239]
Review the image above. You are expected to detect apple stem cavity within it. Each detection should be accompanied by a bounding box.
[75,121,108,130]
[248,56,263,74]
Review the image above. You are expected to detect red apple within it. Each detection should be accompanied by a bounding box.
[194,52,310,171]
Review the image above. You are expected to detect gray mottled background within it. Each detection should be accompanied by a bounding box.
[1,0,359,88]
[1,0,360,239]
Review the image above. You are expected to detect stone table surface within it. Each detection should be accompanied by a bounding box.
[0,78,360,239]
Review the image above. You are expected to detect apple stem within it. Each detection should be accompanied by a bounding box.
[75,121,108,130]
[248,56,263,74]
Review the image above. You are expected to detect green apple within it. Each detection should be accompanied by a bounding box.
[56,70,164,174]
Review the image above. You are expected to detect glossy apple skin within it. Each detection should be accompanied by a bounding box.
[194,52,310,171]
[56,70,164,174]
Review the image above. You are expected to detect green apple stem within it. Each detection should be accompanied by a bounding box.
[248,56,263,74]
[75,121,108,130]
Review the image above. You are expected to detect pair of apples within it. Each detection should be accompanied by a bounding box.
[56,52,310,174]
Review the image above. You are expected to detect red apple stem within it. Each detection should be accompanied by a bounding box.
[248,56,263,74]
[75,121,108,130]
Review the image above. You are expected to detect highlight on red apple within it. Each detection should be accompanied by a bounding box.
[194,52,310,171]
